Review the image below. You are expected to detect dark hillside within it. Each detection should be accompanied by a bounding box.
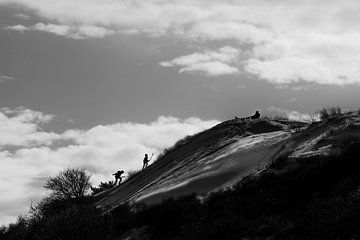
[118,142,360,240]
[2,114,360,240]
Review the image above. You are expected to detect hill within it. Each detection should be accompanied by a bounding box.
[2,112,360,240]
[97,112,360,210]
[96,118,304,208]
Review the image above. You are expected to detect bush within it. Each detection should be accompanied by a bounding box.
[4,143,360,240]
[91,181,115,195]
[319,108,330,120]
[31,204,111,240]
[44,168,91,200]
[319,107,342,120]
[261,115,289,121]
[329,106,342,117]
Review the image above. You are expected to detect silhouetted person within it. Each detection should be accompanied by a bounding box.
[113,170,124,185]
[251,110,260,120]
[142,153,154,170]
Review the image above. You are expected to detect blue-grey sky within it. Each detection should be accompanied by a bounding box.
[1,0,360,225]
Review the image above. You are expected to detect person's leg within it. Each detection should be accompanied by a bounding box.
[114,178,118,185]
[119,177,122,184]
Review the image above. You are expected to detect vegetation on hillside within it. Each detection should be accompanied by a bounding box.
[44,168,91,200]
[2,111,360,240]
[2,138,360,240]
[318,106,343,120]
[91,181,115,195]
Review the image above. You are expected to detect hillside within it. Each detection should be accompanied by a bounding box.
[96,113,360,210]
[2,112,360,240]
[96,117,313,208]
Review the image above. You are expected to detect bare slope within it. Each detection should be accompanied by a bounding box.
[96,114,360,209]
[96,119,302,208]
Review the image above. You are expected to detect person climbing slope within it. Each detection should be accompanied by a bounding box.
[112,170,124,185]
[142,153,154,170]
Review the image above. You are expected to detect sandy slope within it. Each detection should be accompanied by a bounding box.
[96,115,360,209]
[96,119,294,208]
[138,131,291,204]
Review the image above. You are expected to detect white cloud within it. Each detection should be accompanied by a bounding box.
[3,24,27,32]
[73,25,115,39]
[0,107,219,225]
[4,23,115,39]
[120,29,140,35]
[160,46,240,76]
[1,0,360,84]
[32,23,71,36]
[0,107,59,147]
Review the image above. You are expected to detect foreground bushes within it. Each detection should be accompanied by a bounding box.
[0,197,113,240]
[2,143,360,240]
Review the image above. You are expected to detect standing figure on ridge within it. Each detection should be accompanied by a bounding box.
[113,170,125,185]
[142,153,154,170]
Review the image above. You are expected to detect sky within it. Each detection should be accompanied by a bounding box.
[1,0,360,225]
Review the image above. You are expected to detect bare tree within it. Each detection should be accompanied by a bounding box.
[44,168,91,199]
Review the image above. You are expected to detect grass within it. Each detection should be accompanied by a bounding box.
[154,132,202,163]
[262,115,290,121]
[318,106,343,120]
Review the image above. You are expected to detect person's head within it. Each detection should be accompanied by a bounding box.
[145,154,148,157]
[256,110,259,114]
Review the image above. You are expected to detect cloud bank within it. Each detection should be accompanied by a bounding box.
[0,107,219,225]
[2,0,360,85]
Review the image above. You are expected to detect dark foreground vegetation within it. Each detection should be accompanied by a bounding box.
[2,142,360,240]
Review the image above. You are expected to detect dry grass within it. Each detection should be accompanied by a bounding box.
[318,107,342,120]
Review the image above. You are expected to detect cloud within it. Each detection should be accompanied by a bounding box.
[4,23,115,39]
[3,24,27,32]
[0,107,60,147]
[267,106,319,122]
[0,75,14,83]
[33,23,115,39]
[1,0,360,84]
[160,46,240,76]
[120,29,140,35]
[0,107,219,225]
